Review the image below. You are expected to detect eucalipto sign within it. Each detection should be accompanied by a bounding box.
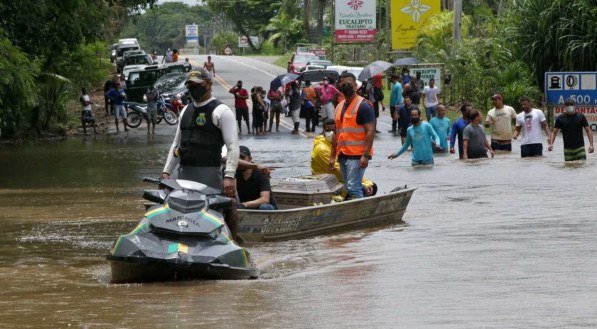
[335,0,377,43]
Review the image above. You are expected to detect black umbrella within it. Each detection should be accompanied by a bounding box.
[393,57,419,66]
[357,61,393,81]
[270,73,299,90]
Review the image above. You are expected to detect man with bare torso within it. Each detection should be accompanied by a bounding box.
[203,56,215,76]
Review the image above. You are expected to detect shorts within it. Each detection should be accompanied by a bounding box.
[147,110,158,123]
[412,159,434,166]
[491,141,512,151]
[290,108,300,123]
[114,105,127,119]
[520,143,543,157]
[235,107,249,121]
[270,103,282,114]
[564,146,586,161]
[399,125,408,137]
[425,105,437,118]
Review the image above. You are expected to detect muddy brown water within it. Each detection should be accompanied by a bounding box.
[1,132,596,328]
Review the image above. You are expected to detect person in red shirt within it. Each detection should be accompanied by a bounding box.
[229,80,250,134]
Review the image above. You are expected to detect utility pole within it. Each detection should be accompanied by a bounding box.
[452,0,462,53]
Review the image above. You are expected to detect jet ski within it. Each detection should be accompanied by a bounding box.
[107,177,259,283]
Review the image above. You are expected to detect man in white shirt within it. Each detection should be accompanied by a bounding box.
[485,93,517,151]
[512,96,550,157]
[422,78,439,121]
[160,68,240,238]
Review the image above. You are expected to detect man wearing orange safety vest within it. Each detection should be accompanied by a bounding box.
[328,72,376,199]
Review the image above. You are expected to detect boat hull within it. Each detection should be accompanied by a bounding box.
[237,187,416,242]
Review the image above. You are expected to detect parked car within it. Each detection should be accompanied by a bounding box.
[125,63,192,102]
[304,59,333,71]
[116,45,141,72]
[125,67,162,103]
[298,69,340,85]
[118,49,146,72]
[110,43,118,63]
[153,73,190,104]
[287,52,320,74]
[327,65,365,80]
[123,65,148,82]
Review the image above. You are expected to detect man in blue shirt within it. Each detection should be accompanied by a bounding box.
[396,96,415,144]
[389,108,440,166]
[429,104,451,152]
[388,74,403,134]
[105,81,129,132]
[449,103,472,159]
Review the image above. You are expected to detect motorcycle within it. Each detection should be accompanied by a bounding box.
[107,177,259,283]
[125,94,178,128]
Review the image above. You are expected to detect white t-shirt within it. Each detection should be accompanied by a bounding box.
[81,95,91,111]
[486,105,517,140]
[423,85,439,107]
[515,108,546,145]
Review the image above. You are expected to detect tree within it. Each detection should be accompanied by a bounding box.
[206,0,281,51]
[505,0,597,90]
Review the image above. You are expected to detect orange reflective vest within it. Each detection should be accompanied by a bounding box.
[334,95,373,157]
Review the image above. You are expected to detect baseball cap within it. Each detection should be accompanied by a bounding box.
[491,93,502,100]
[185,68,212,85]
[564,97,576,105]
[239,145,251,157]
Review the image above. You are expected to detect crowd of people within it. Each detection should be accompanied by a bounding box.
[150,62,594,237]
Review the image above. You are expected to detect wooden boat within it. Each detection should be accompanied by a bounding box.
[237,175,416,242]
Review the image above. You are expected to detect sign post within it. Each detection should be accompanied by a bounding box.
[545,71,597,129]
[334,0,377,44]
[185,24,199,46]
[390,0,440,50]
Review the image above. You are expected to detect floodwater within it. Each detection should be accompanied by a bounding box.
[1,130,596,328]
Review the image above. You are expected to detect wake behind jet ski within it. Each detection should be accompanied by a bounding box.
[107,178,259,283]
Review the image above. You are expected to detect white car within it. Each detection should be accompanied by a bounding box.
[328,65,365,80]
[123,65,148,81]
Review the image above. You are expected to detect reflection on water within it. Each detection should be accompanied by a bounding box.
[1,133,596,328]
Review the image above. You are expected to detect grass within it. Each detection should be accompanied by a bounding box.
[273,51,293,69]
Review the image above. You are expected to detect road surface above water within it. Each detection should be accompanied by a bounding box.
[0,55,595,328]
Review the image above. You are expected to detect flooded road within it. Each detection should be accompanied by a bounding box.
[1,56,596,328]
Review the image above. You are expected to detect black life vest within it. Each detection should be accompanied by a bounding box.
[179,99,224,167]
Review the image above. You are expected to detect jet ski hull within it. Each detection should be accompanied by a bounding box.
[108,255,259,283]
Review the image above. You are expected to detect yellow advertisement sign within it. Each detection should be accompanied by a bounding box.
[391,0,441,50]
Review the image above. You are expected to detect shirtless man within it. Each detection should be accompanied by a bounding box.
[203,56,215,77]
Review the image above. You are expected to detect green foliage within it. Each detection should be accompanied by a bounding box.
[504,0,597,89]
[120,2,215,51]
[206,0,281,51]
[211,32,239,55]
[0,35,38,138]
[0,0,155,139]
[414,8,541,111]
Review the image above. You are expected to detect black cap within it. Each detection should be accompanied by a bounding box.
[239,145,251,157]
[323,118,335,126]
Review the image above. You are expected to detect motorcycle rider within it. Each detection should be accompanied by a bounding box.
[160,68,240,238]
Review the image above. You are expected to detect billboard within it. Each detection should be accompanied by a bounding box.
[546,71,597,129]
[239,35,260,48]
[390,0,440,50]
[185,24,198,45]
[334,0,377,43]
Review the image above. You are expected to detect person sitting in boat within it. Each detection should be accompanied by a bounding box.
[311,119,377,198]
[236,146,278,210]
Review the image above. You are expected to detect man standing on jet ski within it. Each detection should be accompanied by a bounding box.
[160,68,240,238]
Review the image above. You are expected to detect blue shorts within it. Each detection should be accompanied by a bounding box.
[412,159,434,166]
[425,105,437,118]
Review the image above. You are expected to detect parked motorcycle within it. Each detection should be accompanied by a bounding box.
[125,96,177,128]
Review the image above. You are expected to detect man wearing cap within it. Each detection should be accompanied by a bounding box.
[235,146,278,210]
[329,72,376,199]
[485,93,517,152]
[316,76,339,120]
[160,68,240,237]
[548,98,594,161]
